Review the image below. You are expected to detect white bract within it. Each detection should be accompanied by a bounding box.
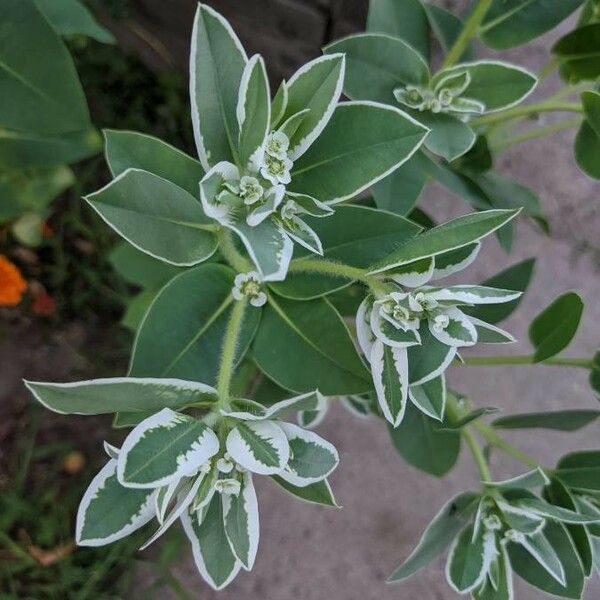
[231,271,267,307]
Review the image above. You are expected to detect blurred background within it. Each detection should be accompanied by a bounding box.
[1,1,599,598]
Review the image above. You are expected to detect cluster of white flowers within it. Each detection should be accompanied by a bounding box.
[394,70,485,117]
[231,271,267,307]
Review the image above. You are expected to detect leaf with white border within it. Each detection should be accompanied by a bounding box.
[370,340,408,427]
[407,322,457,384]
[432,242,481,280]
[271,475,340,508]
[117,408,219,488]
[517,530,566,585]
[470,317,516,344]
[226,420,289,475]
[428,307,478,347]
[222,391,325,421]
[426,285,522,306]
[409,375,446,421]
[486,468,549,491]
[388,257,434,288]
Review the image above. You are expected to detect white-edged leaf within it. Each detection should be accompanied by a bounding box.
[407,324,457,385]
[103,441,119,459]
[190,3,248,170]
[222,391,326,421]
[370,308,421,348]
[236,54,270,169]
[388,257,434,288]
[356,297,375,357]
[409,375,446,421]
[340,395,372,419]
[370,340,408,427]
[283,54,345,160]
[154,478,184,524]
[432,242,481,280]
[516,497,600,524]
[226,420,289,475]
[298,400,329,429]
[469,317,516,344]
[270,80,288,128]
[496,500,546,535]
[181,495,241,590]
[277,422,339,487]
[427,285,522,305]
[283,215,323,255]
[24,377,217,416]
[428,307,478,347]
[271,475,340,508]
[76,459,155,546]
[486,468,549,491]
[117,408,219,488]
[518,530,566,586]
[223,472,259,570]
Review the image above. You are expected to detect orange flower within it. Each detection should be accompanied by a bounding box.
[32,290,55,317]
[0,255,27,306]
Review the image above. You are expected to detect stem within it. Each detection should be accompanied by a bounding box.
[218,228,250,272]
[491,117,582,151]
[441,0,493,69]
[215,299,247,406]
[459,355,592,368]
[472,101,582,128]
[474,421,540,469]
[462,428,492,482]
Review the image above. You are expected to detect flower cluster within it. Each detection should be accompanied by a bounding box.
[231,271,267,307]
[73,390,337,590]
[356,246,521,426]
[394,70,485,117]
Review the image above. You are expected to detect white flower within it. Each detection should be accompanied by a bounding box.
[246,184,285,227]
[503,529,525,544]
[432,313,450,332]
[232,271,267,307]
[266,130,290,159]
[261,154,293,185]
[216,453,235,474]
[375,292,421,332]
[280,199,298,222]
[214,477,242,496]
[239,176,264,205]
[483,514,502,531]
[199,460,212,475]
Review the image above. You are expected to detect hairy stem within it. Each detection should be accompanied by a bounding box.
[459,354,592,368]
[472,101,582,128]
[463,428,492,482]
[473,421,540,469]
[216,298,247,406]
[491,117,582,152]
[218,228,251,272]
[441,0,493,69]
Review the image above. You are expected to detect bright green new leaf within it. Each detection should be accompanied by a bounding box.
[481,0,584,50]
[388,401,461,477]
[369,209,519,274]
[190,3,247,169]
[388,492,480,581]
[104,129,205,196]
[24,377,217,415]
[252,294,371,395]
[493,410,600,431]
[529,292,584,362]
[85,169,217,266]
[324,34,430,104]
[34,0,115,43]
[290,101,428,204]
[366,0,430,60]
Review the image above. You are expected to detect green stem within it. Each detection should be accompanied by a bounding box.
[218,228,250,272]
[215,298,247,406]
[474,421,540,469]
[459,354,592,368]
[441,0,493,69]
[463,428,492,482]
[472,101,582,128]
[491,117,582,151]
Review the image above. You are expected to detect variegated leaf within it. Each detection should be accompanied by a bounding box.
[409,375,446,421]
[370,340,408,427]
[428,307,477,347]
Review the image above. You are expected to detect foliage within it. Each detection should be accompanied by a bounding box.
[16,1,600,598]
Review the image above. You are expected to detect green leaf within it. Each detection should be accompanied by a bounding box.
[109,241,184,289]
[372,152,429,215]
[252,294,371,395]
[0,0,91,134]
[446,523,492,593]
[226,420,289,475]
[223,472,259,569]
[481,0,584,50]
[76,458,155,546]
[556,450,600,493]
[85,169,217,266]
[508,520,585,598]
[121,289,159,333]
[11,212,43,247]
[553,23,600,82]
[462,258,535,324]
[371,342,409,427]
[529,292,584,362]
[278,422,339,486]
[575,91,600,179]
[591,349,600,398]
[190,3,247,169]
[407,323,456,384]
[423,4,475,62]
[434,61,537,112]
[271,476,339,508]
[34,0,115,43]
[516,496,600,524]
[282,54,345,160]
[271,205,420,299]
[222,391,324,421]
[104,129,205,197]
[486,468,550,490]
[129,264,260,386]
[388,492,480,581]
[117,408,219,488]
[582,91,600,137]
[181,495,241,590]
[25,377,217,415]
[416,111,476,162]
[493,410,600,431]
[366,0,430,60]
[290,101,428,204]
[409,375,446,421]
[473,546,513,600]
[388,401,461,477]
[324,33,429,104]
[369,209,519,275]
[442,406,499,430]
[236,55,270,169]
